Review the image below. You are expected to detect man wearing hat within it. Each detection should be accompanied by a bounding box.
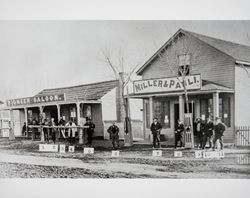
[84,117,95,147]
[150,117,162,148]
[194,117,204,149]
[213,117,226,150]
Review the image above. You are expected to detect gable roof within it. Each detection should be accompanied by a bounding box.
[136,28,250,75]
[186,30,250,63]
[35,80,119,102]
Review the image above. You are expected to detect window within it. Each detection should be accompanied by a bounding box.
[153,99,171,128]
[178,54,190,76]
[178,65,190,76]
[219,97,231,127]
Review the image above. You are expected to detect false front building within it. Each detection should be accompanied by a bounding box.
[130,28,250,144]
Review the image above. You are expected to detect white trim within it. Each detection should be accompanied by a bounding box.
[236,60,250,66]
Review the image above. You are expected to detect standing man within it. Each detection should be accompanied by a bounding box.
[107,121,120,150]
[194,118,204,149]
[50,118,57,144]
[58,117,66,139]
[66,118,77,144]
[202,117,214,149]
[22,122,27,136]
[84,118,95,147]
[213,117,226,150]
[175,119,185,149]
[150,117,162,148]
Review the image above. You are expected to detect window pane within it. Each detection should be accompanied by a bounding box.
[153,99,170,128]
[222,97,231,127]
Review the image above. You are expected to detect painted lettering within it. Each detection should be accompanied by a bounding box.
[188,78,193,85]
[134,84,141,92]
[176,82,181,89]
[153,80,157,86]
[169,80,175,88]
[143,82,148,89]
[158,80,163,87]
[164,80,168,87]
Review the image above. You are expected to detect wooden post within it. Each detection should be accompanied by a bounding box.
[179,95,184,122]
[39,106,44,142]
[56,104,61,141]
[213,92,219,121]
[24,108,28,137]
[9,109,15,141]
[77,102,83,144]
[149,97,153,142]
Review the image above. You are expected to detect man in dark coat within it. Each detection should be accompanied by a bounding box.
[202,117,214,149]
[84,118,95,147]
[213,117,226,150]
[107,121,120,150]
[58,117,66,139]
[22,122,27,136]
[175,119,185,149]
[150,117,162,148]
[194,118,204,149]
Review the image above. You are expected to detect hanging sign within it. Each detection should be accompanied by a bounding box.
[6,94,66,107]
[133,74,201,94]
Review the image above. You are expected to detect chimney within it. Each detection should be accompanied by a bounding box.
[116,72,126,122]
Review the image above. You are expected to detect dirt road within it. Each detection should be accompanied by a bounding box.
[0,139,249,178]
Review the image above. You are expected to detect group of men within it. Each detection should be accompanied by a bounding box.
[150,116,226,150]
[22,116,120,149]
[194,117,226,150]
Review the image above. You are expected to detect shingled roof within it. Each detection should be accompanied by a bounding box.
[137,28,250,75]
[35,80,119,102]
[185,29,250,63]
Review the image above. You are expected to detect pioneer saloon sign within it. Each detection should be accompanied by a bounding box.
[133,74,201,94]
[6,94,66,107]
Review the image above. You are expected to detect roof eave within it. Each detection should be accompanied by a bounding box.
[136,28,184,75]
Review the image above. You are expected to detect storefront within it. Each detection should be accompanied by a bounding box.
[130,28,250,144]
[2,80,120,138]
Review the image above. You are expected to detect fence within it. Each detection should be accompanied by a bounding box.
[235,126,250,147]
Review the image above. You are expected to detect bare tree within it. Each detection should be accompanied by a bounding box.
[101,48,140,146]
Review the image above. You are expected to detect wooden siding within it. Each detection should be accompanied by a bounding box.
[91,103,104,137]
[142,34,235,89]
[235,65,250,126]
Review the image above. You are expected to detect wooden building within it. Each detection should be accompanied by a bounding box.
[2,80,123,138]
[130,29,250,144]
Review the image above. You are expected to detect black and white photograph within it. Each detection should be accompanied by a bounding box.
[0,0,250,198]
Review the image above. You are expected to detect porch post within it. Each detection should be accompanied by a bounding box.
[76,102,83,144]
[149,97,153,142]
[57,104,61,122]
[179,94,184,122]
[24,107,28,137]
[213,92,219,121]
[9,109,15,140]
[39,106,44,142]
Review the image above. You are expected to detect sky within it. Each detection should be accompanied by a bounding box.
[0,20,250,101]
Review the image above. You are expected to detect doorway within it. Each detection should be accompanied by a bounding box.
[174,102,195,129]
[43,106,58,124]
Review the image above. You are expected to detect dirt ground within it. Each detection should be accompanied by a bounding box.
[0,138,249,178]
